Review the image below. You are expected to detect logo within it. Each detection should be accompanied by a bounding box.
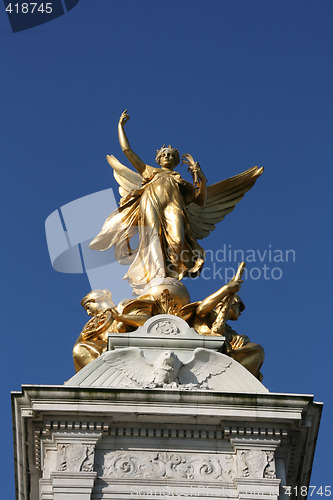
[45,188,134,303]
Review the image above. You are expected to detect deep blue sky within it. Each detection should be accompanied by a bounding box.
[1,0,332,494]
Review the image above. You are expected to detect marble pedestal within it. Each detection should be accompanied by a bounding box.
[12,315,322,499]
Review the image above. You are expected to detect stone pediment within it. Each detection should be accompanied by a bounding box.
[66,314,268,393]
[108,314,226,350]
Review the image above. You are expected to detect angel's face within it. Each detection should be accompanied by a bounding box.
[159,150,177,169]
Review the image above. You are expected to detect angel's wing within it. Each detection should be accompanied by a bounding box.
[179,348,232,385]
[106,155,142,199]
[187,166,263,240]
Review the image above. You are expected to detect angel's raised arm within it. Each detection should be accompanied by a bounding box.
[118,110,146,176]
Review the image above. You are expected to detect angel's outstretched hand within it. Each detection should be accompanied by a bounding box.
[192,163,206,182]
[119,109,130,126]
[182,154,206,183]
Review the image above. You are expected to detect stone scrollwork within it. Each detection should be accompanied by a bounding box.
[148,319,180,336]
[154,320,179,335]
[239,451,250,477]
[96,451,236,482]
[56,444,68,472]
[56,443,95,473]
[237,449,276,479]
[264,451,276,479]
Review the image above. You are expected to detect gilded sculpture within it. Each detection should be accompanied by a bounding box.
[90,110,263,294]
[73,110,264,381]
[73,264,263,380]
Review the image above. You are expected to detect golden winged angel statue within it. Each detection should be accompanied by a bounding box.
[90,110,263,294]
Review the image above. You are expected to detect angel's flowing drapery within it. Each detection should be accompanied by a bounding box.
[90,154,263,294]
[90,166,205,294]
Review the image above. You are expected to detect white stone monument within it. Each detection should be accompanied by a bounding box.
[12,314,322,499]
[13,112,322,498]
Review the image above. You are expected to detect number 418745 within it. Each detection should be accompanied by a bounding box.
[283,486,331,496]
[5,3,53,14]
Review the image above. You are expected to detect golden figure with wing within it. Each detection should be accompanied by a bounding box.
[90,110,263,295]
[73,112,265,378]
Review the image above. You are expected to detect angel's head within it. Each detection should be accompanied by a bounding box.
[155,145,180,169]
[81,289,115,317]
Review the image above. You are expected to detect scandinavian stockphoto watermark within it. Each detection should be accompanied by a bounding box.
[166,244,296,282]
[131,485,219,497]
[130,485,332,497]
[200,243,295,282]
